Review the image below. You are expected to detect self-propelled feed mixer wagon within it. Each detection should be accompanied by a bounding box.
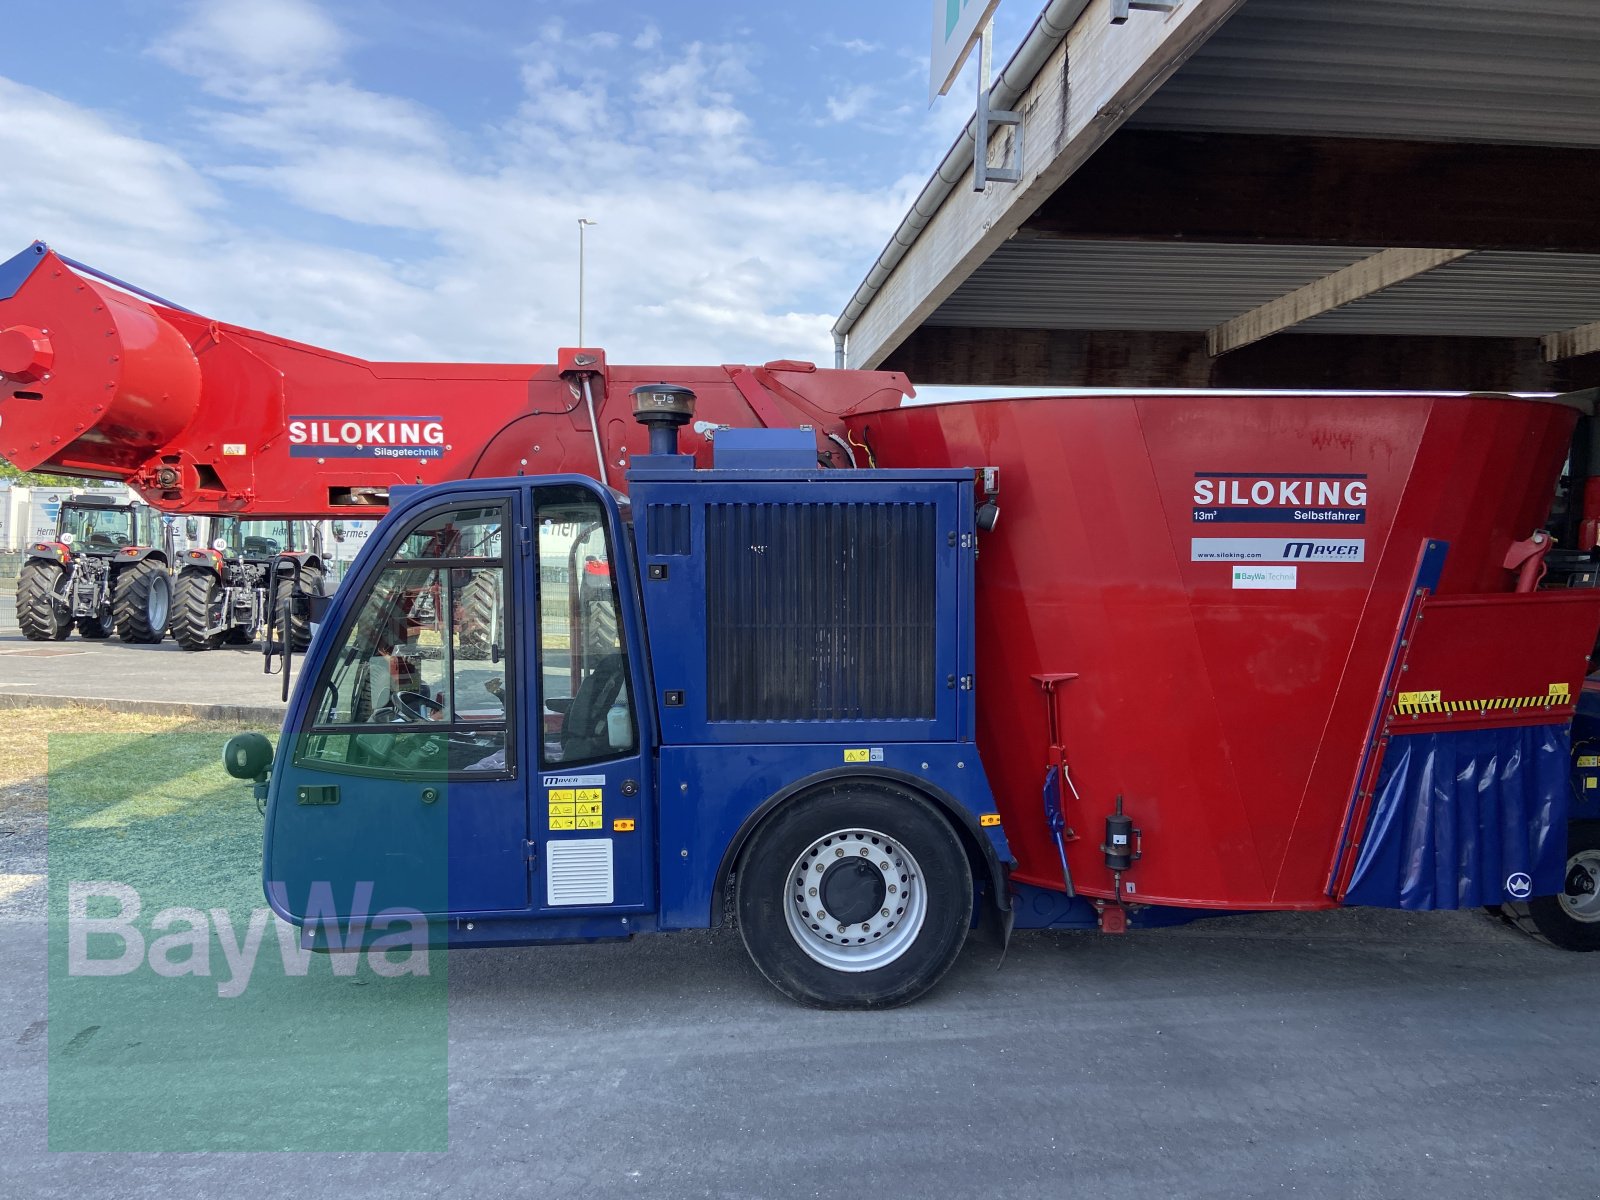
[217,384,1600,1007]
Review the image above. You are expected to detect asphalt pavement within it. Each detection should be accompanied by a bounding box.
[0,595,290,718]
[2,896,1597,1198]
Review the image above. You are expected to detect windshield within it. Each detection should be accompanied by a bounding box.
[213,518,297,557]
[60,504,137,548]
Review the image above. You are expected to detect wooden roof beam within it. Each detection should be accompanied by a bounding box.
[1207,248,1473,357]
[1544,319,1600,362]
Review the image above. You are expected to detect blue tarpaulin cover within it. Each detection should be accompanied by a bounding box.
[1344,725,1570,909]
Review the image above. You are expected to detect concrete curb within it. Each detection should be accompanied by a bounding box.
[0,691,282,724]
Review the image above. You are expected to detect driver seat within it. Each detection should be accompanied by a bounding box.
[560,654,627,762]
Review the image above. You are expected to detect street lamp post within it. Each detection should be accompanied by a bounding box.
[577,218,597,346]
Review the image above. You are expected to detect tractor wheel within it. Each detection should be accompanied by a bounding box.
[223,626,255,646]
[76,613,112,639]
[735,783,972,1009]
[170,570,224,652]
[113,559,171,644]
[281,562,325,653]
[16,561,72,641]
[1500,823,1600,952]
[456,571,502,660]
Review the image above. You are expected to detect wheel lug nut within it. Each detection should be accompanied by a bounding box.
[859,848,869,856]
[837,923,846,933]
[808,887,817,897]
[834,848,844,858]
[888,884,898,894]
[881,908,890,917]
[879,861,889,869]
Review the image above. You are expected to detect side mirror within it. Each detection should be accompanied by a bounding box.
[185,519,200,540]
[222,732,274,781]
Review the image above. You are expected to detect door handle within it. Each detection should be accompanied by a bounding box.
[296,785,339,806]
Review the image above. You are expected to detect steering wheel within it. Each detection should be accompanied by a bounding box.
[391,690,446,722]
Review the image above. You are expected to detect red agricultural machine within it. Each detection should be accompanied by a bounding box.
[5,241,1600,1005]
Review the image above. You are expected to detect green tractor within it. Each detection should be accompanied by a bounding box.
[169,517,326,652]
[16,493,173,643]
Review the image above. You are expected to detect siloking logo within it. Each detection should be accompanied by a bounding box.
[288,416,447,460]
[1193,471,1367,525]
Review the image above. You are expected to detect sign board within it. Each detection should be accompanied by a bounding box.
[930,0,1002,105]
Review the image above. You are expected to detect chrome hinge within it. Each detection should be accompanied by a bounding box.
[959,675,974,691]
[960,533,976,550]
[524,839,538,866]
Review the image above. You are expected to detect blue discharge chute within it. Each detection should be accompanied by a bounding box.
[1345,725,1571,910]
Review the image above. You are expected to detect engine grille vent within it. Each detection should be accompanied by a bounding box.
[546,839,614,907]
[647,504,691,556]
[706,501,936,722]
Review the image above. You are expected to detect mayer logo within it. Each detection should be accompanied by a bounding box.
[1193,471,1367,525]
[1191,538,1365,564]
[288,416,447,460]
[1505,872,1533,899]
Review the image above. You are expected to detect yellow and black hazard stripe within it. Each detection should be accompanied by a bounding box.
[1393,685,1572,718]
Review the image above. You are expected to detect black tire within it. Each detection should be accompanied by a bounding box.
[736,783,972,1009]
[280,561,324,653]
[76,613,112,639]
[1501,822,1600,951]
[223,625,255,646]
[16,560,72,641]
[113,559,170,644]
[170,569,224,651]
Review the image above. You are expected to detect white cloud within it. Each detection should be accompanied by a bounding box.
[0,3,923,369]
[153,0,346,95]
[825,84,878,124]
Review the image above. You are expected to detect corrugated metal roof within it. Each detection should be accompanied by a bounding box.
[1299,252,1600,336]
[1128,0,1600,147]
[926,240,1378,329]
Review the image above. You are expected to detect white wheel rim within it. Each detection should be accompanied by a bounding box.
[147,575,170,629]
[1559,849,1600,924]
[782,828,927,972]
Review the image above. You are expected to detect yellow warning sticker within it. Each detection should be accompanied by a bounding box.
[1587,777,1598,791]
[548,788,575,805]
[549,816,576,831]
[1578,756,1600,768]
[1397,690,1441,707]
[576,802,602,817]
[576,815,602,830]
[844,748,869,763]
[576,787,603,804]
[613,818,636,832]
[1550,682,1572,698]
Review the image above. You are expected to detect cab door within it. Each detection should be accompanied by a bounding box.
[529,483,654,916]
[265,492,532,921]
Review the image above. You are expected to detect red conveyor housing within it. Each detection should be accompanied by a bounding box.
[0,242,910,515]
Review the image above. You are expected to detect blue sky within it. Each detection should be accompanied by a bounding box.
[0,1,1036,366]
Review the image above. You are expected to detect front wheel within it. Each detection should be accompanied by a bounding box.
[736,784,972,1009]
[1502,823,1600,951]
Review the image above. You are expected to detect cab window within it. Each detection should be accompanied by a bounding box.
[537,487,636,766]
[297,502,512,777]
